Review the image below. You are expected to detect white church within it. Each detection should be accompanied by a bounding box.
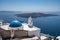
[0,17,59,40]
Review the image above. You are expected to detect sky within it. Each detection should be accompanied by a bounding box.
[0,0,60,12]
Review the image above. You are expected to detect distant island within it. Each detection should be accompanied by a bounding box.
[16,12,58,18]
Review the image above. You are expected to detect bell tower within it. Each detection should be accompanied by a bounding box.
[28,16,33,28]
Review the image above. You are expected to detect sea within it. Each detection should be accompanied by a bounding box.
[0,11,60,36]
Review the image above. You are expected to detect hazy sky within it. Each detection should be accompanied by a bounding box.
[0,0,60,12]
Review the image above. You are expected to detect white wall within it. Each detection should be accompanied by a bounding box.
[28,30,40,37]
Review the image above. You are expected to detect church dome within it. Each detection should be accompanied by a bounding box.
[9,20,22,27]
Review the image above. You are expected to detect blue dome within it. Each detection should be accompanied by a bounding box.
[9,20,22,27]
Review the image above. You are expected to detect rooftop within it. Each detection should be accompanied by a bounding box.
[22,23,40,31]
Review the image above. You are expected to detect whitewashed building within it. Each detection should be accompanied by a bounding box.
[0,17,53,40]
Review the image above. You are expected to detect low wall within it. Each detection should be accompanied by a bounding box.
[0,28,28,38]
